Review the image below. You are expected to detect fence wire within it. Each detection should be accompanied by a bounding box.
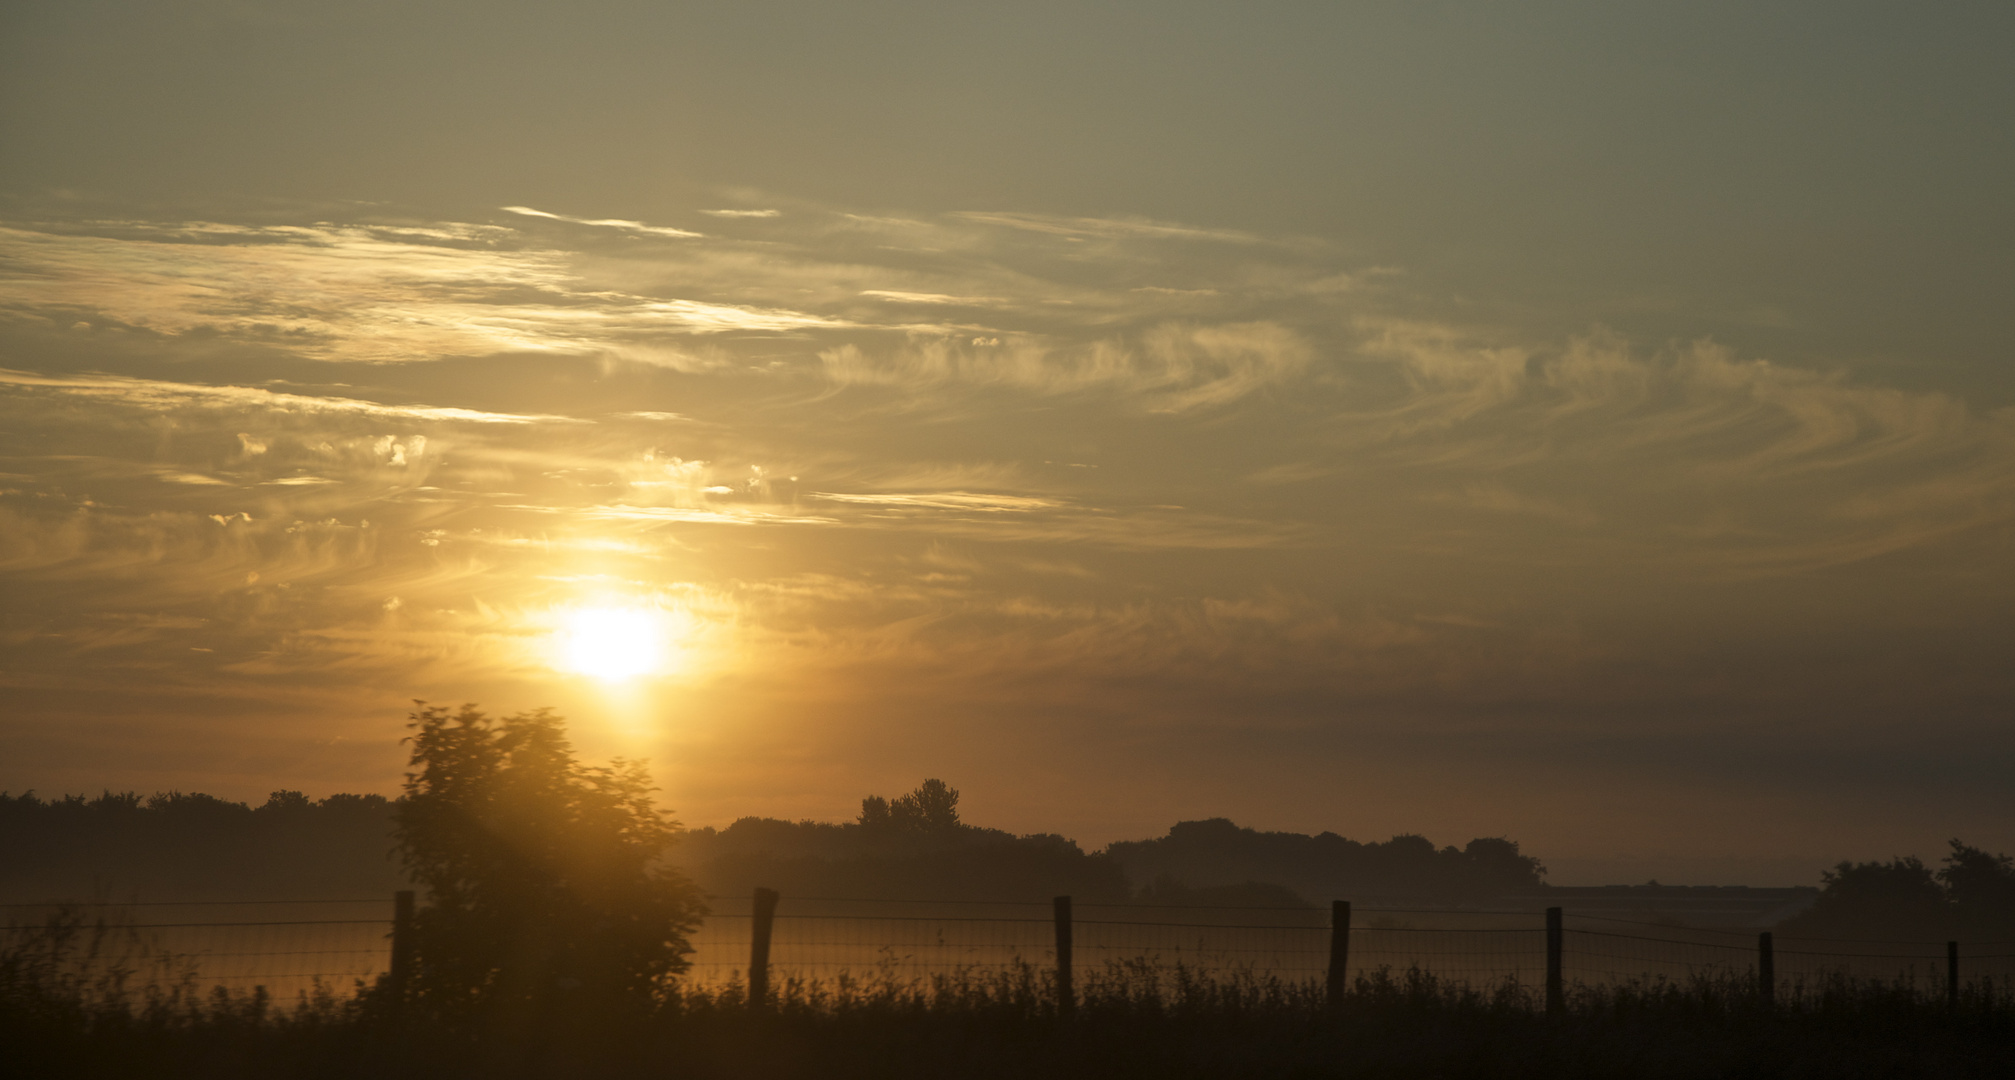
[8,896,2012,1004]
[1,899,393,1004]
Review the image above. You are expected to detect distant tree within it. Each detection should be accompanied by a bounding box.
[393,703,704,1019]
[1106,820,1547,903]
[0,789,404,901]
[1462,837,1547,890]
[858,795,893,829]
[682,785,1129,903]
[1780,855,1949,939]
[902,778,962,831]
[258,790,312,814]
[858,779,962,834]
[1939,839,2015,938]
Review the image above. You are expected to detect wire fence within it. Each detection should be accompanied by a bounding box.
[8,894,2013,1006]
[1,899,394,1004]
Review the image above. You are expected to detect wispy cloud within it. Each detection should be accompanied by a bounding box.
[500,205,703,238]
[1332,320,2015,577]
[952,211,1264,245]
[810,491,1059,512]
[819,321,1311,412]
[5,198,2014,793]
[0,369,589,425]
[509,504,840,527]
[859,290,1003,306]
[0,222,836,365]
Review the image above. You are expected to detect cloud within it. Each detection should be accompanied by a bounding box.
[0,204,1347,389]
[0,369,587,425]
[500,205,703,238]
[819,321,1311,412]
[952,211,1264,245]
[699,209,781,219]
[514,504,840,527]
[1337,320,2015,577]
[1139,322,1313,412]
[0,222,831,365]
[629,297,850,333]
[860,290,1004,306]
[6,198,2015,792]
[809,491,1060,512]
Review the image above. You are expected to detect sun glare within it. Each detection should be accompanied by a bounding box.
[557,606,669,681]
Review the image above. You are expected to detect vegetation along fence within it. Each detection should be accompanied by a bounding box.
[8,891,2012,1009]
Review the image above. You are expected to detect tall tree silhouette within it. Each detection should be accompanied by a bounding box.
[393,703,704,1018]
[858,779,962,834]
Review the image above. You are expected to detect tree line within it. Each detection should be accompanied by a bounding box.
[7,702,2012,1023]
[1779,842,2015,941]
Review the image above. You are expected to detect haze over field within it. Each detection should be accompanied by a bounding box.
[2,2,2011,886]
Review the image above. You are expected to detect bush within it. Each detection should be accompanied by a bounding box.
[391,703,706,1024]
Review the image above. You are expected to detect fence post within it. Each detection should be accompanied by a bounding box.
[1326,900,1351,1009]
[1545,907,1564,1017]
[388,889,415,1014]
[1054,895,1074,1020]
[1948,941,1959,1007]
[1757,931,1774,1007]
[749,886,779,1010]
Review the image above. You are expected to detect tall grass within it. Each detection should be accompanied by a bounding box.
[6,909,2012,1079]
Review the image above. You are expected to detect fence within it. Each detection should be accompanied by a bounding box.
[7,891,2012,1008]
[0,897,397,1004]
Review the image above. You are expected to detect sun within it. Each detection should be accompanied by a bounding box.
[555,606,669,681]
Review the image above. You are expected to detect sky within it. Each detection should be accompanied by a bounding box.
[1,1,2012,886]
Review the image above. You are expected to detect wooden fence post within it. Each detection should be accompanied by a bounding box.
[749,886,779,1010]
[388,889,415,1014]
[1544,907,1564,1017]
[1054,895,1074,1020]
[1757,931,1774,1007]
[1948,941,1959,1007]
[1327,900,1351,1009]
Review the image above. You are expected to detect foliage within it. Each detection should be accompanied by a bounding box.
[4,778,1555,911]
[0,903,204,1025]
[1781,839,2015,940]
[1105,818,1549,902]
[10,954,2015,1080]
[392,702,705,1019]
[1939,840,2015,935]
[678,779,1134,902]
[0,788,403,901]
[858,778,962,833]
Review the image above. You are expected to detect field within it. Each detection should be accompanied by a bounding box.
[6,897,2013,1079]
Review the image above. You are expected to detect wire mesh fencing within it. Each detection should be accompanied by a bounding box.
[0,899,394,1005]
[1562,912,2013,989]
[687,897,2015,998]
[8,894,2011,1007]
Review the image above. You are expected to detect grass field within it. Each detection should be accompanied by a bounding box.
[8,940,2013,1080]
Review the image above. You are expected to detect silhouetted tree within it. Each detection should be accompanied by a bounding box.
[681,780,1129,902]
[393,703,704,1020]
[858,779,961,833]
[1939,840,2015,905]
[260,790,311,814]
[1106,819,1547,903]
[858,795,893,829]
[1939,839,2015,938]
[0,788,403,901]
[1779,841,2015,940]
